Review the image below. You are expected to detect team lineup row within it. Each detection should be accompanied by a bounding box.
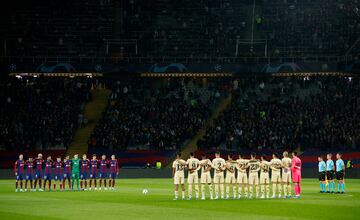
[317,153,346,193]
[172,151,302,200]
[14,153,119,192]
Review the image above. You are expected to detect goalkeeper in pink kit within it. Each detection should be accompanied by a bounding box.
[291,152,302,198]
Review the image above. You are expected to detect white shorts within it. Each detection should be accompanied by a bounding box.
[260,172,270,184]
[248,172,259,185]
[237,172,248,184]
[174,173,184,185]
[225,173,236,184]
[213,172,224,184]
[187,172,199,184]
[282,169,292,183]
[200,172,212,184]
[271,171,281,183]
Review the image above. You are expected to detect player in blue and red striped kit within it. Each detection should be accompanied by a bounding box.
[44,156,54,191]
[34,153,44,191]
[25,157,35,192]
[54,156,64,191]
[14,154,25,192]
[89,154,99,190]
[62,156,72,190]
[99,154,109,190]
[109,155,119,190]
[80,154,90,190]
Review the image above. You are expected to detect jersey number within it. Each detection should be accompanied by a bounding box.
[250,164,258,170]
[177,164,183,171]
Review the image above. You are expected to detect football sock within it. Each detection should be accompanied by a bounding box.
[272,184,276,196]
[208,184,213,197]
[194,184,199,198]
[278,184,282,196]
[174,190,178,198]
[266,185,270,197]
[201,184,205,197]
[188,184,193,197]
[220,184,224,197]
[287,185,291,195]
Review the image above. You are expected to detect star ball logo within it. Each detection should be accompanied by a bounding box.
[214,64,222,72]
[10,64,17,71]
[95,64,102,72]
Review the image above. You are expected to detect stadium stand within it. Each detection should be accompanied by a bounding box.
[2,0,358,60]
[260,0,360,57]
[89,78,225,152]
[199,77,360,151]
[1,76,359,168]
[124,0,248,58]
[0,0,113,58]
[0,0,359,169]
[0,77,91,151]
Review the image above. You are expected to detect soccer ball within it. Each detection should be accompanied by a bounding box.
[142,189,148,195]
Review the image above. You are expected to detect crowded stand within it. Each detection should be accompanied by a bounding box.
[1,0,358,59]
[89,79,224,152]
[198,77,360,151]
[261,0,360,57]
[0,0,113,58]
[1,76,359,169]
[0,77,91,151]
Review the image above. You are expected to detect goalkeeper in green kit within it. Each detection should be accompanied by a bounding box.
[71,154,80,190]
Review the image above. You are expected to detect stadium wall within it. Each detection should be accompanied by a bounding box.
[0,168,359,179]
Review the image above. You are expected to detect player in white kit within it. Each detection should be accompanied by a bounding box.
[236,154,249,198]
[212,151,226,199]
[246,153,260,199]
[260,155,271,199]
[199,154,214,200]
[186,152,200,200]
[225,154,237,199]
[270,153,282,198]
[172,153,186,200]
[281,151,292,198]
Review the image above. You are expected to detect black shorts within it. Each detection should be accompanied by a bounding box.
[319,172,326,181]
[336,171,344,180]
[326,171,334,180]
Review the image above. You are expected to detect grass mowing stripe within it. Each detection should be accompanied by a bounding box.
[0,178,359,220]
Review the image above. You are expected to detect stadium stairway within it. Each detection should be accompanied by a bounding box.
[66,88,111,156]
[172,94,233,165]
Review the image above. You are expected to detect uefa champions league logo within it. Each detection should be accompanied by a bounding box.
[95,64,102,72]
[214,64,222,72]
[10,64,17,71]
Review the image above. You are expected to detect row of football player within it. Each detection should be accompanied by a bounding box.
[172,151,302,200]
[14,153,119,192]
[317,153,346,194]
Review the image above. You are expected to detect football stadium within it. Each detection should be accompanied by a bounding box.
[0,0,360,219]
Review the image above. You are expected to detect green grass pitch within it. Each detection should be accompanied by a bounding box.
[0,178,359,220]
